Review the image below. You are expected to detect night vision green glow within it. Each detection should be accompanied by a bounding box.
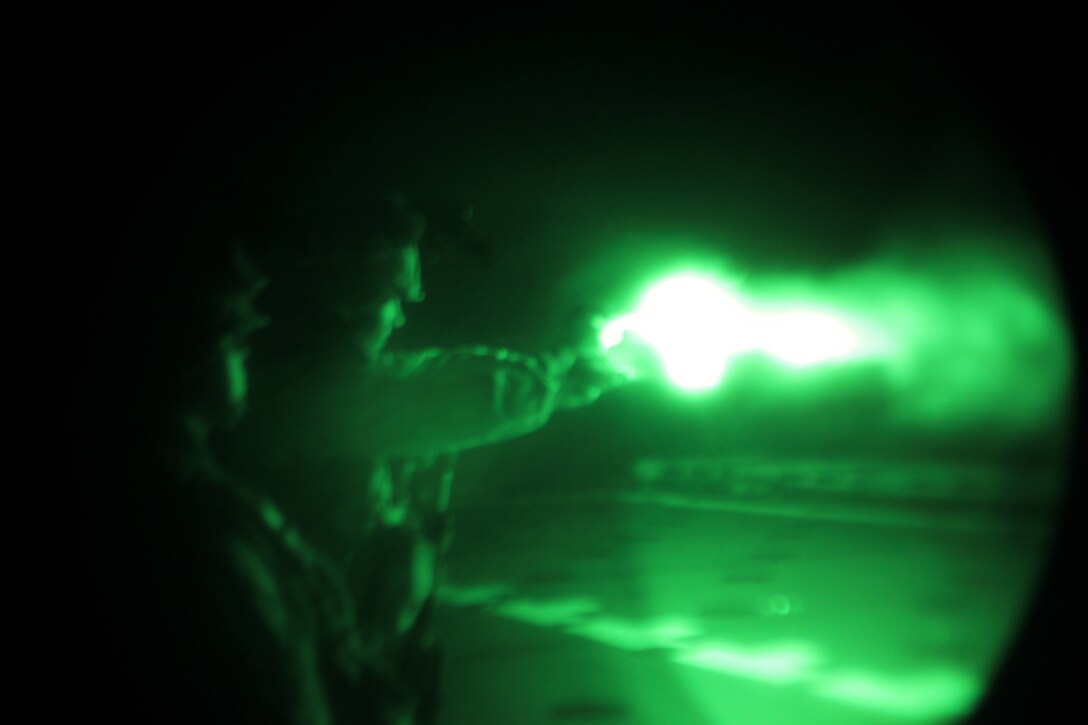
[224,348,249,406]
[600,273,751,390]
[595,248,1072,436]
[756,309,862,366]
[600,272,872,390]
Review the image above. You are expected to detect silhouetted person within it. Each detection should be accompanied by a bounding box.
[86,224,415,724]
[222,192,627,723]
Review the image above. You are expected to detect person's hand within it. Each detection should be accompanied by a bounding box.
[553,349,632,410]
[596,328,662,383]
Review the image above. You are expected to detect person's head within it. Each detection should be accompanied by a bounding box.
[353,239,425,358]
[105,227,269,471]
[253,193,426,359]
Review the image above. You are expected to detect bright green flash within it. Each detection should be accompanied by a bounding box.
[757,309,862,366]
[599,272,869,390]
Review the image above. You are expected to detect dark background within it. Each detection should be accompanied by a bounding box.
[54,2,1080,722]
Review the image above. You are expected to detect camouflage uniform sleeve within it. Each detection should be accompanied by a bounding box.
[295,346,567,460]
